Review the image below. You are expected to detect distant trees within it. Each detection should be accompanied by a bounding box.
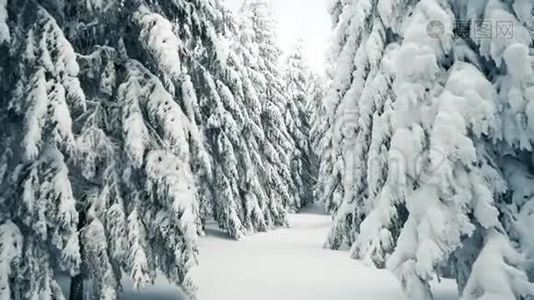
[283,41,316,209]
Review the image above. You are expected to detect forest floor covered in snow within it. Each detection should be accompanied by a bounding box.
[121,205,458,300]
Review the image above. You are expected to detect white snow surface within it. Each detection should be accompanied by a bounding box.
[121,206,458,300]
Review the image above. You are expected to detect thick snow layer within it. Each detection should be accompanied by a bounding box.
[121,206,458,300]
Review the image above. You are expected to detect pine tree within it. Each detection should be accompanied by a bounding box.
[1,0,302,298]
[320,0,404,250]
[240,0,298,212]
[454,0,534,298]
[0,3,83,298]
[309,74,327,183]
[315,0,359,219]
[185,6,273,238]
[67,2,206,296]
[319,0,534,299]
[206,8,292,236]
[0,0,222,298]
[283,41,316,209]
[349,0,510,297]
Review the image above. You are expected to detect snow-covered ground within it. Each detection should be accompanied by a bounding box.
[121,206,458,300]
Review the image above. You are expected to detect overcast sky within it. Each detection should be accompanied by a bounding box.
[223,0,331,74]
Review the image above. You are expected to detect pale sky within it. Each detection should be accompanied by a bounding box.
[223,0,331,74]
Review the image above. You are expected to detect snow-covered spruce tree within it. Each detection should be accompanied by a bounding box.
[65,2,217,297]
[309,73,327,182]
[69,0,293,244]
[316,0,361,218]
[0,0,235,298]
[283,41,316,209]
[308,72,326,211]
[48,1,297,296]
[348,42,401,262]
[129,0,291,240]
[355,0,477,297]
[320,0,405,250]
[499,157,534,296]
[330,0,534,298]
[181,4,283,238]
[0,2,83,299]
[205,7,298,236]
[240,0,299,212]
[329,0,416,259]
[453,0,534,298]
[222,8,296,232]
[189,60,252,238]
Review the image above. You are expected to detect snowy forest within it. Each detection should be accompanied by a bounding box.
[0,0,533,299]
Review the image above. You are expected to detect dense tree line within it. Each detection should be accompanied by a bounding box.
[0,0,317,299]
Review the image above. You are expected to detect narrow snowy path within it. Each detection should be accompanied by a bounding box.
[122,206,458,300]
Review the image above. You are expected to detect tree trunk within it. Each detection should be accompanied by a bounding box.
[70,210,86,300]
[69,274,84,300]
